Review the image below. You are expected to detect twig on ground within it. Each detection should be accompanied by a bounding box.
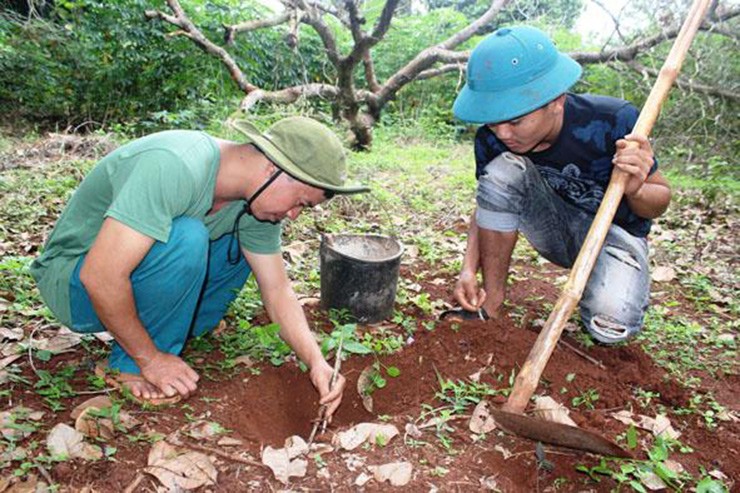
[557,339,606,369]
[169,439,267,469]
[123,473,145,493]
[307,334,344,445]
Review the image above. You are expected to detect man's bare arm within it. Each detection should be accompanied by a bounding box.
[245,250,345,418]
[79,218,199,397]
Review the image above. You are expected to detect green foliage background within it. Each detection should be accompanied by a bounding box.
[1,0,737,177]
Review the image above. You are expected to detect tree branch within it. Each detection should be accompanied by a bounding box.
[146,1,258,93]
[438,0,510,50]
[223,11,293,45]
[571,6,740,64]
[240,84,377,111]
[290,0,341,66]
[376,0,510,105]
[416,63,465,81]
[362,52,381,92]
[626,61,739,101]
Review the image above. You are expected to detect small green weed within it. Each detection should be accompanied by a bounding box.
[572,388,600,410]
[34,366,77,411]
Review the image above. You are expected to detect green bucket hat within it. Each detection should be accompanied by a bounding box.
[230,117,370,194]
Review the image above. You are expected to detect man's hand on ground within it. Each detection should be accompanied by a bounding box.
[454,269,487,312]
[139,352,200,398]
[310,360,346,421]
[614,134,654,197]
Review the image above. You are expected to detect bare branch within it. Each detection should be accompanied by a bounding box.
[240,84,377,112]
[240,84,340,111]
[626,61,740,101]
[571,8,740,64]
[344,0,364,43]
[376,0,510,105]
[224,11,292,45]
[362,52,381,92]
[292,0,341,66]
[416,63,465,81]
[369,0,401,43]
[146,1,257,93]
[438,0,511,50]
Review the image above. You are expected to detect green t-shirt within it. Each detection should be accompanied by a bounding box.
[30,130,282,327]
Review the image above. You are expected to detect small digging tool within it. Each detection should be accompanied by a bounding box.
[488,0,713,457]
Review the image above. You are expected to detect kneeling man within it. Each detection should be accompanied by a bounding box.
[31,117,367,414]
[449,26,671,344]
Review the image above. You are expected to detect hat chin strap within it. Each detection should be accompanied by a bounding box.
[227,169,283,265]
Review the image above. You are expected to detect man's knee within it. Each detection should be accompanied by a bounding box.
[476,153,535,231]
[479,152,531,190]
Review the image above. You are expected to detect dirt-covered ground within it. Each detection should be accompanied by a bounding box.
[0,132,737,492]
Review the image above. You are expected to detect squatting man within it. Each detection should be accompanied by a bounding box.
[446,26,671,344]
[31,117,369,413]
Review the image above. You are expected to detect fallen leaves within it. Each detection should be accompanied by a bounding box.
[652,265,677,282]
[145,441,217,491]
[261,435,309,484]
[46,423,103,461]
[612,411,681,440]
[367,461,413,486]
[469,401,497,434]
[357,366,375,413]
[532,396,578,427]
[333,423,400,451]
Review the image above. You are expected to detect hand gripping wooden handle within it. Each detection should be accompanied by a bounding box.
[503,0,713,414]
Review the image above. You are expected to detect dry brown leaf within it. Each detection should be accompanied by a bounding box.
[284,435,309,459]
[46,423,102,461]
[261,437,308,485]
[145,441,217,491]
[652,266,676,283]
[3,474,40,493]
[0,328,23,342]
[495,444,513,460]
[638,470,667,490]
[70,396,113,420]
[75,408,115,440]
[1,407,40,441]
[469,401,497,434]
[334,423,399,451]
[356,365,375,413]
[368,461,413,486]
[283,241,313,264]
[404,423,423,439]
[480,476,500,490]
[532,396,578,427]
[611,411,680,440]
[33,332,82,354]
[0,354,21,371]
[216,437,242,447]
[354,472,372,487]
[185,421,224,440]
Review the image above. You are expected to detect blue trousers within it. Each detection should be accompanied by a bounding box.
[69,217,251,374]
[475,153,650,344]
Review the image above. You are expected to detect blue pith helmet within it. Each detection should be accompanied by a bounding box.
[453,26,582,124]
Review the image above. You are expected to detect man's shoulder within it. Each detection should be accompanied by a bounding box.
[567,93,636,118]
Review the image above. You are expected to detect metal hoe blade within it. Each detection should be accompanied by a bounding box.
[489,408,633,458]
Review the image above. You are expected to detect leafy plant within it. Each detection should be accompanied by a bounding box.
[572,388,600,410]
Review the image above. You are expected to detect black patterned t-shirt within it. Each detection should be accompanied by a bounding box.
[474,93,657,238]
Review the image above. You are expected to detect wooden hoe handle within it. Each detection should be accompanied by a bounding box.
[503,0,713,414]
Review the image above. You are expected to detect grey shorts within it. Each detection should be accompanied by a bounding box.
[476,153,650,344]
